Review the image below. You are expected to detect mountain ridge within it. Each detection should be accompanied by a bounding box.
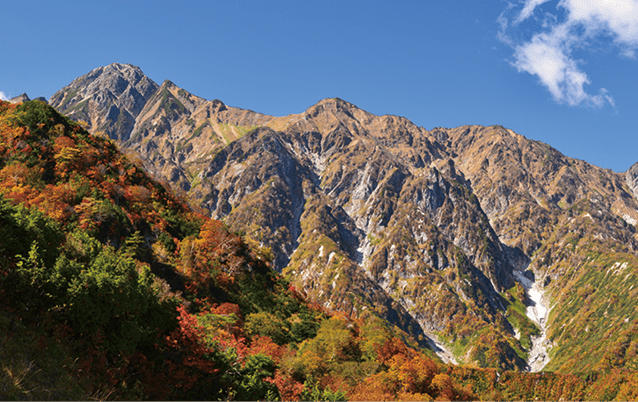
[41,63,638,373]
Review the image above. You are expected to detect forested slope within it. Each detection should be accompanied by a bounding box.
[3,100,638,400]
[0,100,469,400]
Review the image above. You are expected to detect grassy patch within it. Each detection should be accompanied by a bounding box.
[0,310,92,400]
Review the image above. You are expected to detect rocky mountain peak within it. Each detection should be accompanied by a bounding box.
[9,93,31,103]
[83,63,152,96]
[49,63,159,141]
[301,97,373,123]
[313,97,357,110]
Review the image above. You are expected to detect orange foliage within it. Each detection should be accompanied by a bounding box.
[32,183,76,222]
[53,135,82,179]
[349,336,473,401]
[163,306,219,391]
[269,369,304,401]
[348,377,395,401]
[207,303,244,338]
[178,220,247,295]
[376,336,413,364]
[249,335,286,363]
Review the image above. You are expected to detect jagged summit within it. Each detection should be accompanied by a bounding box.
[48,63,159,141]
[9,93,31,103]
[311,97,358,109]
[7,93,47,104]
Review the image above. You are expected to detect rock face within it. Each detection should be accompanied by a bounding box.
[49,63,159,142]
[47,63,638,373]
[626,161,638,203]
[9,93,31,103]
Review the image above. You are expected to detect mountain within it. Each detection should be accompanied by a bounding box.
[8,93,31,103]
[49,63,159,142]
[46,63,638,374]
[49,64,270,192]
[9,98,621,402]
[2,99,446,400]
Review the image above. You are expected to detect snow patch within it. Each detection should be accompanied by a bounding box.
[525,277,552,372]
[623,214,637,226]
[513,269,552,371]
[513,270,533,288]
[607,261,629,277]
[327,252,336,264]
[527,285,547,325]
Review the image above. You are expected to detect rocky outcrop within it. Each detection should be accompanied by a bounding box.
[626,161,638,202]
[9,93,31,104]
[48,64,275,193]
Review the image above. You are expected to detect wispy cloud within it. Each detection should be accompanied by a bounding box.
[0,91,8,101]
[500,0,638,107]
[514,0,552,24]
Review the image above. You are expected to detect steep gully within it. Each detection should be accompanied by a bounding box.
[514,270,552,371]
[290,140,463,361]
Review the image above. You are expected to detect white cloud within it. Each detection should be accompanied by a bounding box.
[515,0,552,24]
[564,0,638,55]
[500,0,638,107]
[0,91,8,101]
[511,23,609,106]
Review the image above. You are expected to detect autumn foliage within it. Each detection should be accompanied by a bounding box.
[2,100,638,400]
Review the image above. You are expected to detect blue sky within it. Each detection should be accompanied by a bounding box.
[1,0,637,172]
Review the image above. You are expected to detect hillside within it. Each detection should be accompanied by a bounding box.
[3,99,541,401]
[45,63,638,375]
[0,99,331,399]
